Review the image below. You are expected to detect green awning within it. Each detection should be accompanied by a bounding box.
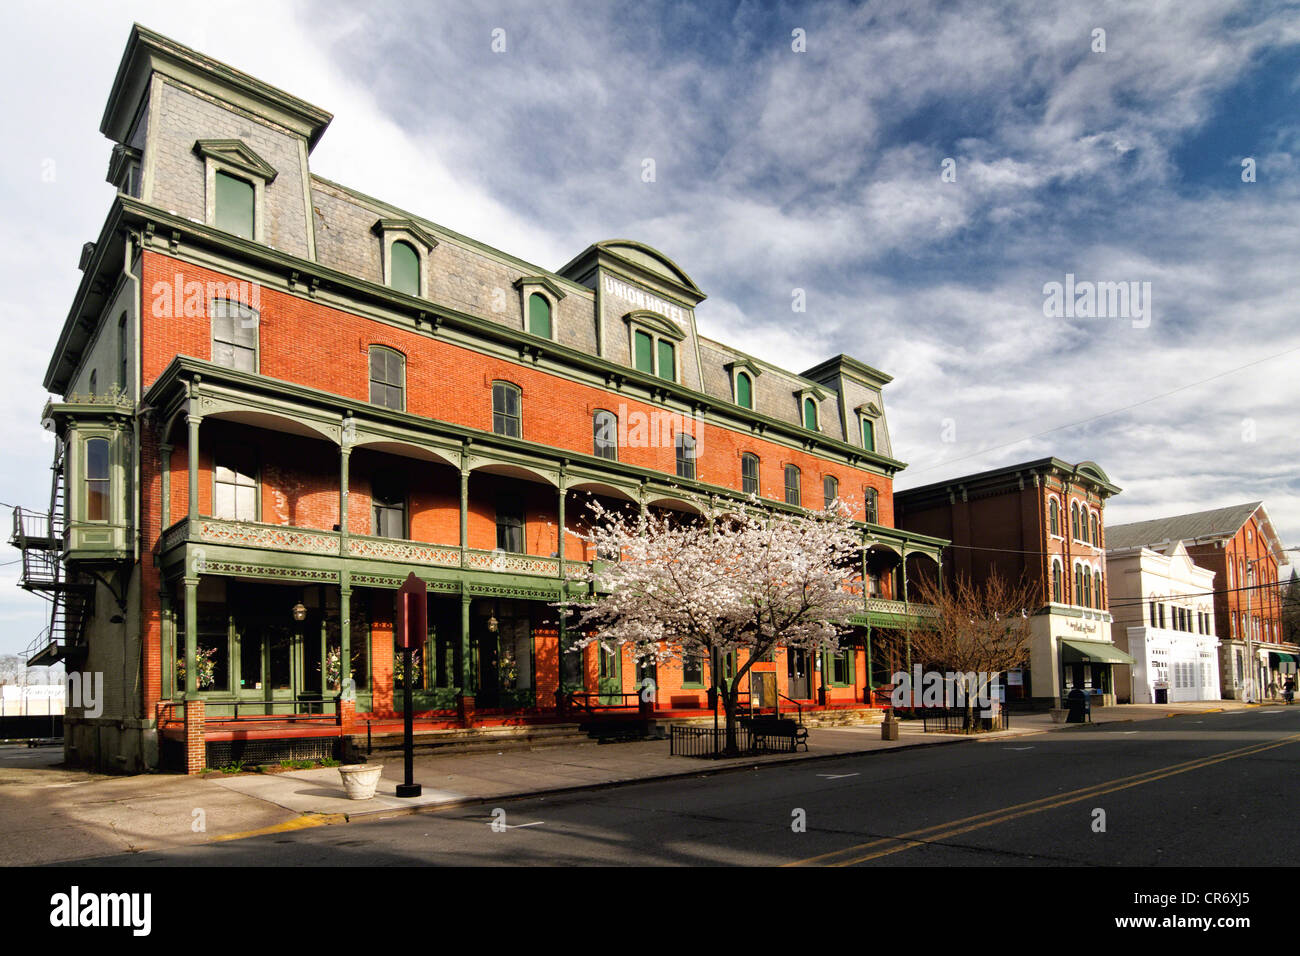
[1269,652,1296,665]
[1060,639,1136,665]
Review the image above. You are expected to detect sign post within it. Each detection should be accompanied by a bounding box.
[394,572,427,798]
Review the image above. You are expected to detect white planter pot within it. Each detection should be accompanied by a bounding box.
[338,764,383,800]
[1049,708,1068,724]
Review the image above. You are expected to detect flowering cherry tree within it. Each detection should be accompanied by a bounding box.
[566,496,864,754]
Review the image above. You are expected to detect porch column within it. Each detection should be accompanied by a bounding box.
[901,549,911,674]
[556,473,566,571]
[186,414,201,521]
[460,593,473,692]
[339,445,351,541]
[183,575,198,697]
[459,462,469,560]
[159,443,172,530]
[339,580,351,687]
[160,589,174,700]
[864,624,874,698]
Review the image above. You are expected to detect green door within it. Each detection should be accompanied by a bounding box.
[598,644,622,705]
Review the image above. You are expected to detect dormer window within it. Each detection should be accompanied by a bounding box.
[625,311,683,382]
[855,402,882,452]
[195,139,276,243]
[796,387,827,432]
[725,359,761,410]
[373,218,437,297]
[514,277,566,341]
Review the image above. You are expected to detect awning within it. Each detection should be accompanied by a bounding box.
[1269,652,1296,665]
[1060,639,1136,665]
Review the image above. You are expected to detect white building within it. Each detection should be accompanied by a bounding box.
[0,683,66,716]
[1105,539,1220,703]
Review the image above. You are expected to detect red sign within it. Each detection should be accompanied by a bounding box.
[394,572,428,650]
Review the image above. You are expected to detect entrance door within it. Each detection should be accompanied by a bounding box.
[787,648,811,700]
[475,624,500,709]
[598,644,622,704]
[237,620,297,714]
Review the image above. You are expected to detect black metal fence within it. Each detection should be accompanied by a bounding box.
[919,707,1009,734]
[669,724,756,758]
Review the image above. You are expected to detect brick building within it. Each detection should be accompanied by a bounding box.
[1106,503,1292,701]
[11,25,944,772]
[894,458,1128,707]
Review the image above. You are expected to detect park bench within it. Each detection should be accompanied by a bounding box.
[744,716,808,753]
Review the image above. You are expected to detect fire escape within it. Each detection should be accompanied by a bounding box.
[10,439,93,667]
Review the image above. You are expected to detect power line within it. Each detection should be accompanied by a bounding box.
[902,342,1300,478]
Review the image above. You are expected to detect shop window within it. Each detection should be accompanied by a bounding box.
[682,654,704,688]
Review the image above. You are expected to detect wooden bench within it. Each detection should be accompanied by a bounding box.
[745,716,808,753]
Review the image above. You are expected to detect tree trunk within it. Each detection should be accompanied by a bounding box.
[722,682,740,756]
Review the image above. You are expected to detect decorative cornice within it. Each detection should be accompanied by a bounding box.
[512,275,568,301]
[371,217,439,251]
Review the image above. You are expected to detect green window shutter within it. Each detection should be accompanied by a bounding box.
[657,340,675,381]
[214,171,254,240]
[861,418,874,451]
[528,293,552,338]
[736,372,752,408]
[390,241,420,296]
[634,330,654,374]
[803,397,817,430]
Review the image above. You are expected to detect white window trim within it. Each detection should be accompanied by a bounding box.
[515,277,566,342]
[626,315,682,382]
[196,140,276,245]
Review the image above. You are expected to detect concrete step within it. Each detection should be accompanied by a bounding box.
[355,723,591,756]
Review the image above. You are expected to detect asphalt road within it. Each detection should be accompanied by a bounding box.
[73,707,1300,866]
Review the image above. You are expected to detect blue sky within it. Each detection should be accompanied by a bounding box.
[1,0,1298,654]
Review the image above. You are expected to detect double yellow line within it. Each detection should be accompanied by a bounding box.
[788,732,1300,866]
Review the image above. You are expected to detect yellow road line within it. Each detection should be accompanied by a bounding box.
[788,732,1300,867]
[210,812,347,843]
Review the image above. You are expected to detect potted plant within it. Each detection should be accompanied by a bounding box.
[338,762,383,799]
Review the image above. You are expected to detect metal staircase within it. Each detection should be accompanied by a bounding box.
[10,445,92,667]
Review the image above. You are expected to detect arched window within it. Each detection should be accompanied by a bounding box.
[1090,513,1099,547]
[1083,566,1092,608]
[85,437,110,522]
[741,453,759,495]
[735,371,753,409]
[823,475,839,510]
[1074,564,1083,605]
[492,382,522,438]
[389,240,420,296]
[1071,503,1080,540]
[861,418,875,452]
[784,465,801,506]
[214,170,254,240]
[1080,509,1090,544]
[864,487,879,524]
[1149,596,1158,627]
[593,410,617,460]
[368,346,405,410]
[675,433,696,480]
[1052,561,1063,603]
[1095,570,1103,608]
[802,397,818,431]
[1049,498,1060,536]
[528,292,552,338]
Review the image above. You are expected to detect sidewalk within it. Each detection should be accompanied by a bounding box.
[0,699,1271,864]
[203,699,1264,823]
